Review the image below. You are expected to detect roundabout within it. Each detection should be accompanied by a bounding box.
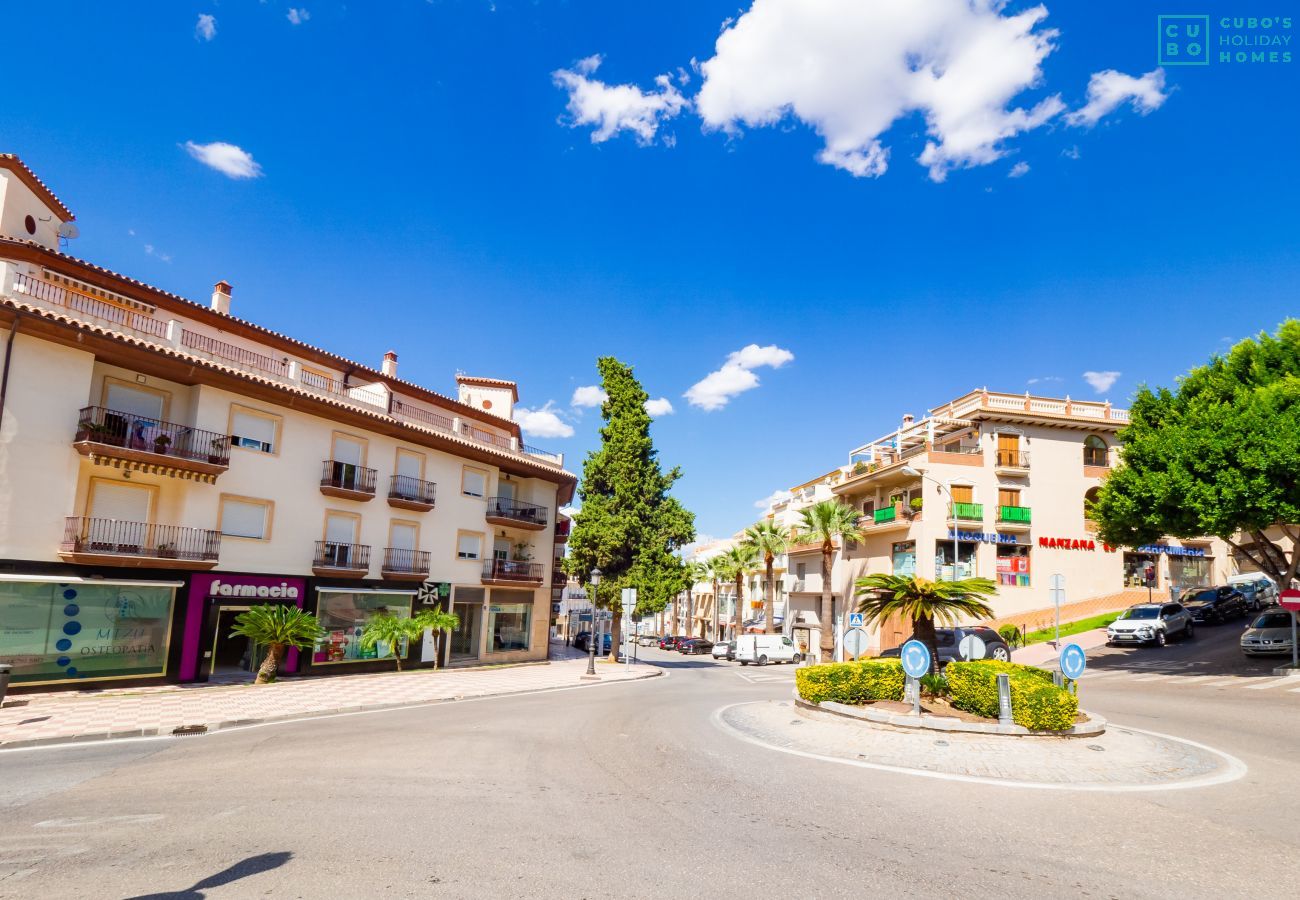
[714,698,1247,792]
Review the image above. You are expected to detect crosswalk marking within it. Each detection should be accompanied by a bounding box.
[1245,677,1300,690]
[1130,674,1176,682]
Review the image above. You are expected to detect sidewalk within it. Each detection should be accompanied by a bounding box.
[0,643,658,750]
[1012,628,1110,667]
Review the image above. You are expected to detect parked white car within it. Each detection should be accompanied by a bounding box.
[734,634,801,666]
[1240,611,1296,656]
[711,640,731,660]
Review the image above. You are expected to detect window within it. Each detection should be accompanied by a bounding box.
[331,432,366,466]
[487,592,532,651]
[892,541,916,577]
[324,512,359,545]
[395,449,423,481]
[230,406,279,454]
[89,479,153,522]
[313,590,413,664]
[462,466,487,498]
[457,531,483,560]
[998,488,1021,508]
[1084,487,1101,521]
[950,485,974,504]
[220,496,272,540]
[1084,436,1109,467]
[996,433,1021,466]
[936,540,977,579]
[997,544,1031,587]
[103,379,167,420]
[390,521,418,552]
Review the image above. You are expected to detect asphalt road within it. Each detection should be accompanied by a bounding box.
[1,625,1297,899]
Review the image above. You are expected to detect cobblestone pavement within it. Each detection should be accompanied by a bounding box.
[716,699,1246,790]
[0,647,654,749]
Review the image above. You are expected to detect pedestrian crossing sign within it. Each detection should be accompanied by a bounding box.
[848,612,864,628]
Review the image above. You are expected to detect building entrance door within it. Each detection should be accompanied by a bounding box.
[449,602,482,660]
[209,606,260,682]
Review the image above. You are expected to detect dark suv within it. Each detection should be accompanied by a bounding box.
[1180,587,1248,624]
[879,626,1011,664]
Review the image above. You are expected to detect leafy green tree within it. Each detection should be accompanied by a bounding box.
[229,605,325,684]
[359,609,461,672]
[793,500,865,661]
[854,574,998,675]
[565,358,696,659]
[744,520,790,634]
[1093,321,1300,588]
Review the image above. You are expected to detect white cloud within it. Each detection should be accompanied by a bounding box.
[287,8,311,25]
[685,343,794,411]
[1082,371,1121,393]
[513,402,575,439]
[184,141,264,179]
[644,397,675,417]
[553,55,688,145]
[1062,144,1081,160]
[754,489,792,511]
[1065,69,1167,128]
[195,14,217,41]
[143,244,173,264]
[571,385,608,408]
[1008,161,1030,178]
[1027,376,1063,386]
[694,0,1066,182]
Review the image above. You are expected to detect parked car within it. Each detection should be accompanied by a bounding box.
[1180,587,1248,624]
[573,631,612,653]
[879,626,1011,664]
[1228,576,1276,611]
[1106,603,1194,646]
[711,640,731,660]
[734,634,802,666]
[1240,611,1296,656]
[636,634,661,647]
[658,635,684,650]
[679,638,715,655]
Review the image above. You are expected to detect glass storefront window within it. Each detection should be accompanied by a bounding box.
[1123,553,1157,588]
[0,578,176,685]
[487,590,533,651]
[996,543,1031,587]
[1168,555,1211,591]
[313,591,413,664]
[935,541,977,580]
[892,541,916,577]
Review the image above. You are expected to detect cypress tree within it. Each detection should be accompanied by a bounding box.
[565,357,695,659]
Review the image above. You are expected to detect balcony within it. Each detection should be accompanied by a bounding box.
[949,502,984,522]
[381,547,431,581]
[60,517,220,570]
[74,406,231,483]
[864,504,918,532]
[1084,450,1111,475]
[319,460,377,501]
[485,497,549,531]
[312,541,371,577]
[551,568,569,588]
[554,518,571,543]
[13,272,169,340]
[481,560,545,586]
[994,450,1030,473]
[997,506,1032,530]
[388,474,437,512]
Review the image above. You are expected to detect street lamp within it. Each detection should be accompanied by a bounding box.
[901,466,958,585]
[586,567,602,677]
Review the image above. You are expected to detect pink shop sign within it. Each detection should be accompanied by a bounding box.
[180,574,307,681]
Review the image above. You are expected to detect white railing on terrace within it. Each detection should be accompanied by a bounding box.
[392,399,455,434]
[11,272,168,339]
[944,391,1127,422]
[180,328,290,377]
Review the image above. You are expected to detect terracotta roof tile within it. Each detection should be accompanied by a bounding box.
[0,154,74,221]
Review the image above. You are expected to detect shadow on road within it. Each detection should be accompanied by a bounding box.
[1085,620,1289,678]
[125,851,292,899]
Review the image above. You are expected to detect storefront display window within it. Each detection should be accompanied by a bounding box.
[487,589,533,652]
[892,542,916,577]
[313,590,413,663]
[1168,555,1211,591]
[1123,553,1157,588]
[996,543,1031,587]
[0,577,177,685]
[935,541,977,580]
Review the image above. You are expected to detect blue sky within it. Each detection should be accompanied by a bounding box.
[6,1,1297,540]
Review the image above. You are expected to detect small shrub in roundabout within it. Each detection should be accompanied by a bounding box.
[795,659,905,705]
[945,660,1078,731]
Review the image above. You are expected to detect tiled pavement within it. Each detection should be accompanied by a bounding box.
[0,642,657,749]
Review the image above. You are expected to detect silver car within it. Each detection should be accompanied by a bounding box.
[1240,611,1296,656]
[1106,603,1194,647]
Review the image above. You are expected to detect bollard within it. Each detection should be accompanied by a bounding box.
[996,672,1013,726]
[1053,671,1064,689]
[904,675,920,714]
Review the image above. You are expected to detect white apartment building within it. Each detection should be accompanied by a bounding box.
[0,155,575,690]
[773,390,1231,661]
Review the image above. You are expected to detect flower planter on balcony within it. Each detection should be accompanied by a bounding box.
[485,497,549,531]
[73,406,230,482]
[59,517,221,570]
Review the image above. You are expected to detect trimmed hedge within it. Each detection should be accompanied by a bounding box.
[945,660,1078,731]
[795,659,905,705]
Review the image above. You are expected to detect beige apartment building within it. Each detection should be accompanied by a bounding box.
[0,155,575,690]
[777,390,1231,661]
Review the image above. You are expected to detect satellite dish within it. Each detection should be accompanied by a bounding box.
[58,222,80,240]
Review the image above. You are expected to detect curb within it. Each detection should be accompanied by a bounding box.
[0,667,662,752]
[793,692,1107,738]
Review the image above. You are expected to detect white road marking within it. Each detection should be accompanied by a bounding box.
[1245,677,1300,690]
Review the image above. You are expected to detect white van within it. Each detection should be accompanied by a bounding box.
[734,634,801,666]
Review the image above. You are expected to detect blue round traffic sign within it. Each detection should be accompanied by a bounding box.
[900,640,931,678]
[1060,642,1087,680]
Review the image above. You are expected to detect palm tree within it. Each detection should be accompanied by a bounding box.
[229,604,325,684]
[721,543,760,642]
[854,574,997,675]
[360,609,462,672]
[794,499,866,662]
[744,520,790,635]
[707,556,723,640]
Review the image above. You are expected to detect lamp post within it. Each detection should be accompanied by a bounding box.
[586,567,601,677]
[901,466,958,584]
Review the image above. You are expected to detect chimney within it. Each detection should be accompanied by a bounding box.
[901,414,915,429]
[211,281,232,315]
[382,350,398,377]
